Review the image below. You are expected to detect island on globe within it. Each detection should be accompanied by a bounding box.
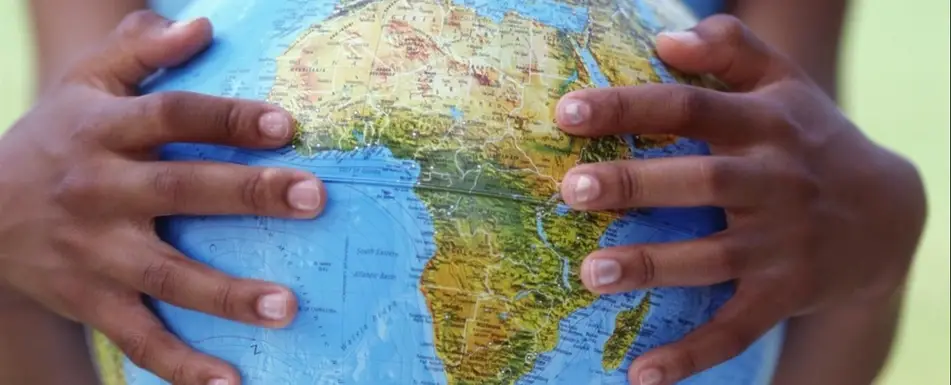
[91,0,785,384]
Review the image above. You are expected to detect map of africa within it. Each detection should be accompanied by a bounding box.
[91,0,785,384]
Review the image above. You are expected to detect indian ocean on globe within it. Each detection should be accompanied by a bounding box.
[91,0,785,384]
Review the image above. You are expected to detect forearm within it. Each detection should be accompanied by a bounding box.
[0,288,100,385]
[730,0,849,99]
[772,291,904,385]
[28,0,147,92]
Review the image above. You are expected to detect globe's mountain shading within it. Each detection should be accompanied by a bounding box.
[91,0,785,384]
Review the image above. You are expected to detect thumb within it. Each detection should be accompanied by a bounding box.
[654,15,794,92]
[69,11,213,94]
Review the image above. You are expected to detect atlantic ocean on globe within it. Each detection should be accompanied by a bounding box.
[91,0,785,384]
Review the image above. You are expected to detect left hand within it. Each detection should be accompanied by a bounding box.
[554,15,927,385]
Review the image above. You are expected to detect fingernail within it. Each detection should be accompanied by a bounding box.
[166,18,197,35]
[588,259,622,287]
[207,379,229,385]
[559,98,590,125]
[256,292,289,321]
[658,31,703,47]
[287,179,322,211]
[259,111,291,139]
[638,368,664,385]
[565,174,599,204]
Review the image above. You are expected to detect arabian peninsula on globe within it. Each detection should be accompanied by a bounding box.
[91,0,785,383]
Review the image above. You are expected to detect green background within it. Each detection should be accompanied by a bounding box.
[0,1,947,383]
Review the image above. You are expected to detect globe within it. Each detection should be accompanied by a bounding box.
[91,0,785,384]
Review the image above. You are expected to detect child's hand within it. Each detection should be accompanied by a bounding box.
[555,15,926,385]
[0,11,325,385]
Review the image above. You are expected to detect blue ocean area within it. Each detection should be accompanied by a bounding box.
[454,0,588,32]
[133,1,449,384]
[127,0,784,384]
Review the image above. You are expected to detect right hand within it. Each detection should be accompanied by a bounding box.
[0,11,326,385]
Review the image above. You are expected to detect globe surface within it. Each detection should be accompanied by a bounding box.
[92,0,785,384]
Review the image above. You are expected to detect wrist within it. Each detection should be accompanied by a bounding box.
[777,285,903,385]
[818,131,925,305]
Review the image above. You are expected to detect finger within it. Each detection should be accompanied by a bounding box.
[70,11,213,92]
[93,298,240,385]
[100,237,298,329]
[559,156,768,210]
[578,234,752,293]
[122,163,325,218]
[106,92,296,149]
[654,14,796,92]
[627,288,786,385]
[555,84,765,144]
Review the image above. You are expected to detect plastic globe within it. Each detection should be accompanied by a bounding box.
[91,0,785,384]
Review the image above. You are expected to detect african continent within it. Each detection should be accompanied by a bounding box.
[90,0,786,384]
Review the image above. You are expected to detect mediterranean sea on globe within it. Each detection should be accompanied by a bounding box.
[90,0,786,384]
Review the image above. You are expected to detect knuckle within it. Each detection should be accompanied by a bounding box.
[766,159,820,204]
[221,102,246,142]
[697,158,734,199]
[53,169,96,205]
[718,324,756,358]
[616,163,644,204]
[55,234,105,273]
[131,92,175,137]
[705,14,746,47]
[141,260,179,299]
[671,88,706,130]
[708,240,746,278]
[52,163,109,209]
[608,89,630,130]
[673,347,703,377]
[60,66,94,87]
[47,277,93,321]
[117,327,154,367]
[170,358,190,384]
[137,93,178,130]
[151,166,189,209]
[71,109,110,143]
[48,226,86,261]
[630,247,657,286]
[759,102,799,139]
[741,157,775,204]
[786,169,821,203]
[241,169,275,212]
[212,281,239,317]
[116,10,160,40]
